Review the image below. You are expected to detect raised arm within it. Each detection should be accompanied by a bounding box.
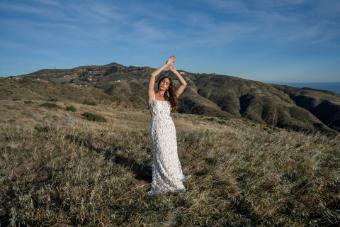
[148,64,168,100]
[148,55,176,100]
[169,65,187,98]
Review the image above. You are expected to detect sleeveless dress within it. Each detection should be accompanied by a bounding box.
[147,94,188,196]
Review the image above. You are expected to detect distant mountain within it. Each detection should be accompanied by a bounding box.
[271,84,340,132]
[270,82,340,94]
[1,62,339,136]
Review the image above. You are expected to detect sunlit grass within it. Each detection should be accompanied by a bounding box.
[0,99,339,226]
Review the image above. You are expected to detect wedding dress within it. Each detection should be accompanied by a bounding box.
[147,94,188,196]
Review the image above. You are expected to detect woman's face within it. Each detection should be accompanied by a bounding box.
[159,78,170,91]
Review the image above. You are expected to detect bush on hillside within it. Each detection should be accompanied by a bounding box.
[40,102,60,109]
[24,100,33,104]
[82,112,106,122]
[65,105,77,112]
[82,99,96,106]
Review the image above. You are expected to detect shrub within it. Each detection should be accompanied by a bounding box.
[82,100,96,106]
[40,102,60,109]
[81,112,106,122]
[24,100,33,104]
[66,105,77,112]
[48,98,58,102]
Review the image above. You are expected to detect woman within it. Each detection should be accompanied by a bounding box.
[147,55,189,196]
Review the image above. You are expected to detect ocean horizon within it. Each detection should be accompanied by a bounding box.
[267,81,340,94]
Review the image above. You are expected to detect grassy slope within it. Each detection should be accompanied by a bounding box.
[0,99,339,226]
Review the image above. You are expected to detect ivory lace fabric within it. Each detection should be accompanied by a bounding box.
[148,95,187,196]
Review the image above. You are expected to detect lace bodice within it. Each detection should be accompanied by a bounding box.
[149,99,171,119]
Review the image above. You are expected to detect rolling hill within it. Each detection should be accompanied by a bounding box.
[1,62,339,137]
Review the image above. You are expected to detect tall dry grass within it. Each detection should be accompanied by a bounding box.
[0,103,339,226]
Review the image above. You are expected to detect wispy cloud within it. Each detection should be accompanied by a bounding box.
[1,0,339,81]
[2,0,339,49]
[196,0,340,47]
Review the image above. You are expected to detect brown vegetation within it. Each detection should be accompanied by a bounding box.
[0,98,339,226]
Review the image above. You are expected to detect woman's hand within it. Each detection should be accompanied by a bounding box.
[166,55,176,67]
[168,63,176,71]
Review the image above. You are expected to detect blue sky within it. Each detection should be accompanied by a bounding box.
[1,0,340,82]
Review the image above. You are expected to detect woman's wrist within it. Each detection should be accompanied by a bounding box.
[162,64,169,71]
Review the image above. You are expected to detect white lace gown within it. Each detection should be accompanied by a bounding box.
[148,95,187,196]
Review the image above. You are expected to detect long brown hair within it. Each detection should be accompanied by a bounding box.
[157,75,177,113]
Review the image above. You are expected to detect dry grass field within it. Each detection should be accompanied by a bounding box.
[1,99,339,226]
